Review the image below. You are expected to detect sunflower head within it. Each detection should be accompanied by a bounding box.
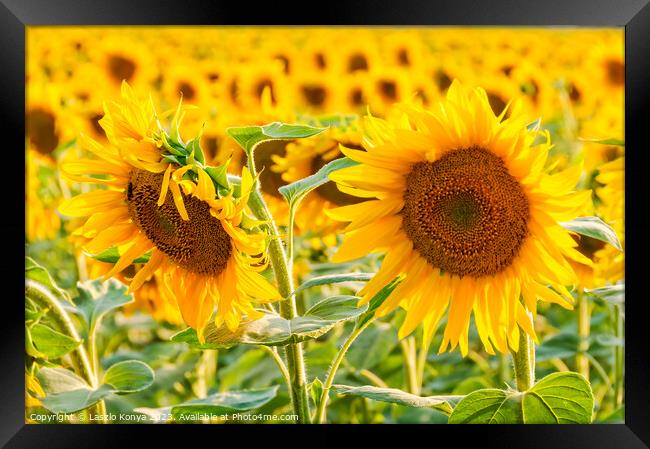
[59,83,281,341]
[328,80,592,356]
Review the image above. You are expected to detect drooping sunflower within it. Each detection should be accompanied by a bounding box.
[328,81,592,355]
[58,82,280,338]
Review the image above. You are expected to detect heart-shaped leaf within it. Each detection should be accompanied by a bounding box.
[103,360,155,393]
[449,372,593,424]
[68,279,133,332]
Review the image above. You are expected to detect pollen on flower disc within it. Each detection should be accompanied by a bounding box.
[401,146,530,278]
[126,169,232,276]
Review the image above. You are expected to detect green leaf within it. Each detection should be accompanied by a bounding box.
[333,385,462,416]
[37,361,155,414]
[310,378,324,407]
[226,122,326,155]
[103,360,155,393]
[356,277,402,329]
[92,247,151,264]
[71,279,133,331]
[536,332,580,362]
[25,257,71,305]
[449,372,593,424]
[578,137,625,146]
[41,384,116,414]
[347,321,398,370]
[293,272,374,296]
[29,323,81,359]
[136,386,279,422]
[560,216,623,251]
[586,283,624,305]
[172,295,367,349]
[278,157,359,207]
[37,367,89,394]
[449,389,523,423]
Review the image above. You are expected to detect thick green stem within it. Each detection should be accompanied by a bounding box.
[576,289,591,381]
[26,280,106,422]
[314,322,369,424]
[246,153,310,424]
[510,326,535,391]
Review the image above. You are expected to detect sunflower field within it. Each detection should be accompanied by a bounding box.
[25,27,624,425]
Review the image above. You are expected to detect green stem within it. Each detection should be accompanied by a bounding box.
[26,280,103,422]
[510,325,535,391]
[576,289,591,381]
[314,322,369,424]
[261,345,291,390]
[415,337,431,392]
[247,153,310,424]
[400,337,419,395]
[614,304,624,408]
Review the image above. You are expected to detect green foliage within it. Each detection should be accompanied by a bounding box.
[449,372,593,424]
[25,257,71,305]
[172,295,368,349]
[278,157,358,207]
[227,122,326,155]
[67,279,134,332]
[560,216,623,251]
[292,272,374,296]
[136,386,279,422]
[333,385,462,415]
[37,361,155,414]
[92,247,151,264]
[28,323,80,359]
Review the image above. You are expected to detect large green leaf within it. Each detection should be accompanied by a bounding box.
[103,360,155,393]
[278,157,358,207]
[70,279,133,331]
[40,384,116,414]
[560,216,622,251]
[25,257,71,305]
[29,323,80,359]
[37,367,89,394]
[449,372,593,424]
[292,272,375,296]
[227,122,326,155]
[135,386,279,422]
[36,360,155,414]
[172,295,368,349]
[333,385,462,416]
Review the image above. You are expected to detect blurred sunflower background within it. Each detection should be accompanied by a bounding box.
[25,27,624,424]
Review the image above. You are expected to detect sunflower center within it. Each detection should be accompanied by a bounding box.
[348,54,368,72]
[605,59,624,86]
[302,85,327,107]
[27,108,59,154]
[107,55,136,83]
[401,147,530,277]
[126,169,232,276]
[379,80,398,101]
[178,81,196,100]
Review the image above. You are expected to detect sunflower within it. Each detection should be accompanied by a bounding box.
[58,82,280,338]
[327,81,592,355]
[91,34,157,92]
[26,82,75,158]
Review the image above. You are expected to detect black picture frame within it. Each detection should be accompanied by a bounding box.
[5,0,649,446]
